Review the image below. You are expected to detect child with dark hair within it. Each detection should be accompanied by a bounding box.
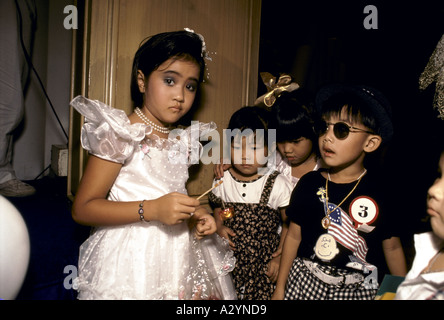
[130,29,207,108]
[273,84,407,300]
[208,106,293,300]
[215,78,322,188]
[70,29,234,300]
[396,145,444,300]
[269,88,323,188]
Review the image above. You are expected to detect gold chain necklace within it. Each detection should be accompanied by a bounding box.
[321,169,367,229]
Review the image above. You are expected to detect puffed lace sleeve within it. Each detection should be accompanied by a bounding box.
[70,95,150,163]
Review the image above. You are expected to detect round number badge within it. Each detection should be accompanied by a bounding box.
[349,196,378,230]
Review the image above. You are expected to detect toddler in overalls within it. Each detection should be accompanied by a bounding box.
[208,106,292,299]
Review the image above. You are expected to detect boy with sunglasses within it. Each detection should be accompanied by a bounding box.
[272,84,407,300]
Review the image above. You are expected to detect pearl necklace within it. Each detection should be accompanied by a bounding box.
[321,169,367,229]
[134,107,171,134]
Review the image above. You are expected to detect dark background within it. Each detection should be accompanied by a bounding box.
[259,1,444,245]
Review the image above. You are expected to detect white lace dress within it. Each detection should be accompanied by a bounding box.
[70,96,236,300]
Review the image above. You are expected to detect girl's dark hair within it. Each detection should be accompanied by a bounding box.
[269,89,317,143]
[227,106,271,144]
[130,30,206,107]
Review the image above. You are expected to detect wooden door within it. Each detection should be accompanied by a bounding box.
[68,0,262,206]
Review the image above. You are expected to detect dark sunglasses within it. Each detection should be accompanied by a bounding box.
[315,120,374,140]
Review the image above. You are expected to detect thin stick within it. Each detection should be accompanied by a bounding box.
[196,180,223,200]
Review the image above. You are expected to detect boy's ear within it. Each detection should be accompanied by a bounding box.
[364,135,382,153]
[137,70,146,93]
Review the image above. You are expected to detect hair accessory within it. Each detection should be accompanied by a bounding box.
[138,200,147,222]
[135,107,171,134]
[184,28,214,82]
[184,28,212,62]
[419,34,444,119]
[254,72,300,107]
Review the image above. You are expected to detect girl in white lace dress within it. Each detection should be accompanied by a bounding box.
[70,30,235,300]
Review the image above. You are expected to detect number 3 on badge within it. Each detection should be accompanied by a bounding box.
[349,196,378,232]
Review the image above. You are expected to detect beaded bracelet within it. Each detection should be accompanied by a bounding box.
[138,200,146,222]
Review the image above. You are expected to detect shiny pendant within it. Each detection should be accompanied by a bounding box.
[321,216,331,229]
[220,207,234,221]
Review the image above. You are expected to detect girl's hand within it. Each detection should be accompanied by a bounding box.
[193,211,216,239]
[216,225,236,250]
[150,192,200,225]
[213,158,231,179]
[272,247,282,258]
[265,256,280,283]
